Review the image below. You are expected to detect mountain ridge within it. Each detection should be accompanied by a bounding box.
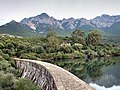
[0,20,41,37]
[0,13,120,37]
[21,13,120,31]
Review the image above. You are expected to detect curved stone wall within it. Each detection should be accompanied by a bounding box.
[14,58,94,90]
[15,60,57,90]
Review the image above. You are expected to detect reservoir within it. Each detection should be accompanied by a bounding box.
[49,56,120,90]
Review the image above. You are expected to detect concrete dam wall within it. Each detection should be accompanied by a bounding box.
[14,58,94,90]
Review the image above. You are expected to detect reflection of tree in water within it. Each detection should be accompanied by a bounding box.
[70,59,103,79]
[71,62,86,79]
[50,57,117,80]
[84,60,103,79]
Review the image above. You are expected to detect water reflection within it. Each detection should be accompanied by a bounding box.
[48,56,120,88]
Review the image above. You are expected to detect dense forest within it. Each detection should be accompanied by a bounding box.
[0,29,120,90]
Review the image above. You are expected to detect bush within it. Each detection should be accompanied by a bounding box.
[60,44,74,53]
[0,72,16,90]
[36,46,46,54]
[0,73,41,90]
[0,56,5,61]
[98,50,104,57]
[0,60,11,71]
[85,49,98,58]
[0,43,4,49]
[72,43,83,51]
[5,43,14,49]
[20,53,37,60]
[16,78,40,90]
[1,53,10,60]
[6,67,20,77]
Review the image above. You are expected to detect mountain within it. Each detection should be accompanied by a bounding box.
[60,18,94,30]
[0,20,40,37]
[21,13,96,31]
[1,13,120,37]
[20,13,97,32]
[104,21,120,36]
[21,13,120,34]
[91,14,120,29]
[21,13,64,33]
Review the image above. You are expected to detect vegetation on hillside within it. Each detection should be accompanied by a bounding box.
[0,29,119,60]
[0,21,41,37]
[0,29,120,89]
[0,36,41,90]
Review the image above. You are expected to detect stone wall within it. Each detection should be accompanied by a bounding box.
[15,60,57,90]
[14,58,94,90]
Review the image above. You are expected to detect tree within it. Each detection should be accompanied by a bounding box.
[36,46,45,54]
[46,29,59,47]
[71,29,85,44]
[86,30,102,45]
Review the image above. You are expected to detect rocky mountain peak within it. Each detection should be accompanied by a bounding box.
[5,20,20,26]
[20,13,120,32]
[10,20,18,24]
[37,13,50,19]
[1,13,120,37]
[91,14,120,28]
[101,14,110,17]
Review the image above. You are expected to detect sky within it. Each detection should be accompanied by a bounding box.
[0,0,120,25]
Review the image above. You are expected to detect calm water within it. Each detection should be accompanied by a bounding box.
[49,56,120,90]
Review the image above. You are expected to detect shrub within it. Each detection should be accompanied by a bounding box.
[20,53,37,60]
[98,50,104,57]
[0,72,16,90]
[0,43,4,49]
[16,78,40,90]
[0,60,11,71]
[72,43,83,51]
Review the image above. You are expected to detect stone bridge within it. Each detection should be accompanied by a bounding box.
[14,58,94,90]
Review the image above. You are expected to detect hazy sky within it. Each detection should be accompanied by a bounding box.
[0,0,120,24]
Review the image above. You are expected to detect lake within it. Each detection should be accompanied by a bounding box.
[48,56,120,90]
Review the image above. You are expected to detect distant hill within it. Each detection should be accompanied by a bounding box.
[79,25,97,33]
[0,20,41,37]
[104,21,120,36]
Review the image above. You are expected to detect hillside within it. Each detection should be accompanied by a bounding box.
[104,21,120,36]
[0,20,40,37]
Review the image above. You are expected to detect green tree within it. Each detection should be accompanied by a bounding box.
[36,46,45,54]
[71,29,85,44]
[46,29,59,47]
[86,30,102,45]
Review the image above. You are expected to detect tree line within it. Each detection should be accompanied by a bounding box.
[0,29,120,90]
[0,29,119,60]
